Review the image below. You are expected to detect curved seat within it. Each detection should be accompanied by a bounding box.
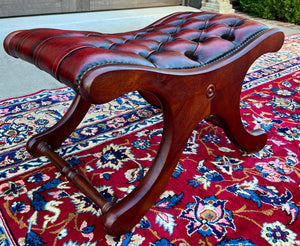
[5,12,272,92]
[4,11,284,236]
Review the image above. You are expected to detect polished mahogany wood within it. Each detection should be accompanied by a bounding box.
[4,11,284,236]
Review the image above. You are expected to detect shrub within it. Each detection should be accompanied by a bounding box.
[237,0,300,24]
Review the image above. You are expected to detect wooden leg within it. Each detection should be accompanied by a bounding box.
[27,94,91,156]
[102,98,209,236]
[208,82,267,152]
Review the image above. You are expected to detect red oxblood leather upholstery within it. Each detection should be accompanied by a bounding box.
[4,11,268,92]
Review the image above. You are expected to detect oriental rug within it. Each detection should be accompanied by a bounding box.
[0,34,299,246]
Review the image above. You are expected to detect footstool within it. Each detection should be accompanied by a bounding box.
[4,11,284,236]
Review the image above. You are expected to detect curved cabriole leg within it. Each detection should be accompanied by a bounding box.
[102,98,208,236]
[27,94,91,156]
[208,82,267,153]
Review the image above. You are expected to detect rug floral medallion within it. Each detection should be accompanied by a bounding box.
[0,34,299,246]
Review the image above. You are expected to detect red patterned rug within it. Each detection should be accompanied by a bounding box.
[0,34,299,246]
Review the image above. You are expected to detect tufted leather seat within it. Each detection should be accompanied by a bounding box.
[5,11,268,92]
[4,11,284,236]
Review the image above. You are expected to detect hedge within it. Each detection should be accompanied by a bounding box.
[237,0,300,24]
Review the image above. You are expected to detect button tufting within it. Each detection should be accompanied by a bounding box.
[184,50,198,61]
[221,33,235,41]
[192,37,205,43]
